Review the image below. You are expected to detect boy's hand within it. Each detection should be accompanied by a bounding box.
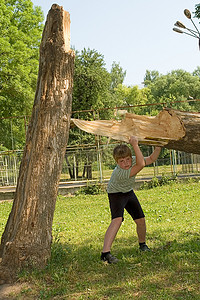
[129,136,138,146]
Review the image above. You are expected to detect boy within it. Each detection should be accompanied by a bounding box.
[101,136,161,264]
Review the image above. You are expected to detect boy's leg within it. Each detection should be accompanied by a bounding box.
[134,217,146,243]
[134,217,150,251]
[103,192,125,253]
[102,217,122,252]
[125,191,146,243]
[125,191,150,251]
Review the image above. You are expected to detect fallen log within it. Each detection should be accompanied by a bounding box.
[71,108,200,155]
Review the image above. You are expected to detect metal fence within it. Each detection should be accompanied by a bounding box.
[1,146,200,186]
[0,151,23,186]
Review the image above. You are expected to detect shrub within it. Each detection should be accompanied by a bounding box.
[75,183,106,195]
[140,174,177,190]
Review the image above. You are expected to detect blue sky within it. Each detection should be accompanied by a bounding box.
[32,0,200,86]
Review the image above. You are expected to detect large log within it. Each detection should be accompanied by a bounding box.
[71,108,200,154]
[164,109,200,154]
[0,4,75,283]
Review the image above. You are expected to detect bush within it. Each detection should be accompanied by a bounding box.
[75,184,106,195]
[140,174,177,190]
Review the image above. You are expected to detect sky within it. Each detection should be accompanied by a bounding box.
[32,0,200,86]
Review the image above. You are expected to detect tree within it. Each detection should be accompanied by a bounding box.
[0,0,44,149]
[143,69,200,114]
[72,48,112,114]
[110,61,126,90]
[70,48,114,147]
[113,84,150,115]
[0,4,75,283]
[194,4,200,20]
[193,66,200,78]
[143,70,160,85]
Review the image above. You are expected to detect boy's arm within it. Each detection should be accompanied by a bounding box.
[129,136,145,177]
[144,147,161,166]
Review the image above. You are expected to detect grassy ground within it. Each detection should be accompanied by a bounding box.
[0,180,199,299]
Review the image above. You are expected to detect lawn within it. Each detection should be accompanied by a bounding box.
[0,180,199,299]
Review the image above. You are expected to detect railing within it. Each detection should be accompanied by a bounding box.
[1,147,200,187]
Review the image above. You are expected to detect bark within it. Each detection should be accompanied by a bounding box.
[71,108,200,155]
[164,109,200,154]
[0,4,75,283]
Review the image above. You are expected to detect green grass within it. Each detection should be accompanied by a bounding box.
[0,181,200,299]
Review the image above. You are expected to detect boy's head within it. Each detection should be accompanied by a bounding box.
[113,144,132,162]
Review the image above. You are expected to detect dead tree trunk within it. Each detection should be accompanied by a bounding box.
[0,4,75,283]
[71,108,200,155]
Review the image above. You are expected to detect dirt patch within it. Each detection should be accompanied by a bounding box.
[0,283,31,299]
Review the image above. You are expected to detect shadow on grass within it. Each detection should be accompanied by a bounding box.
[19,231,200,300]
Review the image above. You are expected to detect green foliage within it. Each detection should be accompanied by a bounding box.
[140,174,178,189]
[71,48,117,146]
[113,84,150,115]
[143,70,160,84]
[110,61,126,90]
[143,69,200,114]
[72,48,112,114]
[0,0,44,149]
[0,144,8,151]
[193,66,200,78]
[194,4,200,21]
[75,183,105,195]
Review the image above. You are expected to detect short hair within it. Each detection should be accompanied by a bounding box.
[113,144,132,161]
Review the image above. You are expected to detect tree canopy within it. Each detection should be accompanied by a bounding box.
[72,48,112,115]
[143,69,200,114]
[70,48,126,145]
[194,3,200,20]
[0,0,44,149]
[110,61,126,90]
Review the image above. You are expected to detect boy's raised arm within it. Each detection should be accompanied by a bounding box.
[145,147,161,166]
[129,136,145,177]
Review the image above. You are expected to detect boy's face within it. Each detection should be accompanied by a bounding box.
[117,156,132,170]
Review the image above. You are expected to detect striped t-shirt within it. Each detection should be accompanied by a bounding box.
[107,157,136,193]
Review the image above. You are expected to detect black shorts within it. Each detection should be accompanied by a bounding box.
[108,190,145,221]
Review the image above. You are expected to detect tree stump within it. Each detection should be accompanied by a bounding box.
[0,4,75,283]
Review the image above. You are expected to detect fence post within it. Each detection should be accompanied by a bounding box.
[172,150,177,175]
[191,154,194,173]
[73,154,77,181]
[10,120,14,150]
[152,146,157,176]
[96,136,103,183]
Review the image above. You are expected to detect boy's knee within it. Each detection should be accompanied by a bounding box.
[134,217,145,226]
[112,217,123,225]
